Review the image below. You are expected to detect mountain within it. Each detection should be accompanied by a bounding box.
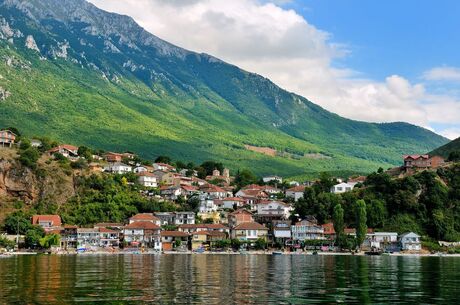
[0,0,448,178]
[431,137,460,158]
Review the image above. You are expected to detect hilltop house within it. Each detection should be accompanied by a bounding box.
[0,129,16,147]
[153,163,176,172]
[221,197,246,209]
[286,185,306,202]
[129,213,161,226]
[104,152,123,163]
[104,162,132,174]
[137,172,158,188]
[262,175,283,184]
[330,182,357,194]
[403,155,445,170]
[399,232,421,251]
[48,145,79,158]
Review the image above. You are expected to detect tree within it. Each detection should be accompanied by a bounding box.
[333,203,345,249]
[366,199,387,228]
[200,161,224,176]
[0,236,15,249]
[39,234,61,249]
[155,156,172,164]
[234,169,257,188]
[18,147,40,169]
[4,212,32,235]
[355,200,367,250]
[448,151,460,162]
[25,226,45,249]
[254,238,267,250]
[231,238,242,250]
[78,146,92,160]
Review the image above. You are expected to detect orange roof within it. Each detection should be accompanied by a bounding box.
[192,231,210,236]
[161,231,190,237]
[240,189,268,198]
[287,185,306,192]
[94,222,123,228]
[32,215,62,226]
[229,209,252,216]
[178,224,208,229]
[205,224,229,230]
[49,145,78,153]
[242,184,264,190]
[137,172,156,177]
[129,213,159,221]
[99,228,119,233]
[181,185,198,192]
[222,197,245,202]
[322,223,336,234]
[234,222,268,230]
[124,222,160,230]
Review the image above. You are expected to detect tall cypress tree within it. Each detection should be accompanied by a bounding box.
[333,203,345,249]
[355,199,367,251]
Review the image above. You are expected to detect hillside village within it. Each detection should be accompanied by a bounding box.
[1,128,459,254]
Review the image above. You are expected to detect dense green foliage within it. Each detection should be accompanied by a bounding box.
[430,137,460,159]
[0,0,448,178]
[355,200,367,249]
[293,164,460,241]
[333,204,345,248]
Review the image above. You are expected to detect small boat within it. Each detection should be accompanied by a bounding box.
[272,251,283,255]
[312,251,318,255]
[365,250,382,256]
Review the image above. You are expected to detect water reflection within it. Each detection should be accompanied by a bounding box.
[1,255,460,304]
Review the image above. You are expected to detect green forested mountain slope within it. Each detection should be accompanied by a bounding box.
[0,0,448,177]
[431,137,460,158]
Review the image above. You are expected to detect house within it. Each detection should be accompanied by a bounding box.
[31,215,62,231]
[133,166,148,174]
[399,232,421,251]
[322,223,336,240]
[94,223,124,230]
[364,232,398,251]
[232,222,268,241]
[256,200,292,220]
[104,152,123,163]
[180,185,198,197]
[99,228,120,248]
[330,182,357,194]
[205,223,229,234]
[60,225,78,249]
[200,184,229,199]
[177,224,209,233]
[403,155,445,170]
[161,231,189,251]
[235,189,269,201]
[272,220,291,243]
[191,231,211,250]
[123,222,162,250]
[30,139,42,148]
[137,172,158,188]
[199,198,218,213]
[48,145,79,158]
[160,185,185,200]
[104,162,132,174]
[175,212,196,225]
[228,209,254,228]
[348,176,367,184]
[0,129,16,148]
[129,213,161,226]
[221,197,246,209]
[263,175,283,184]
[285,185,306,202]
[291,220,324,241]
[77,228,100,249]
[154,212,175,226]
[153,163,176,172]
[122,152,136,160]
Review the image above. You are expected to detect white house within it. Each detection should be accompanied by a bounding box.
[256,201,292,219]
[330,182,357,194]
[364,232,398,251]
[123,221,162,250]
[137,172,158,188]
[175,212,196,225]
[232,222,268,241]
[286,185,306,202]
[199,198,218,213]
[221,197,246,209]
[262,175,283,184]
[153,163,176,172]
[104,162,132,174]
[399,232,421,251]
[133,166,148,174]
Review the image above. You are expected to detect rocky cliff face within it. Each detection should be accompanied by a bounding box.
[0,151,75,204]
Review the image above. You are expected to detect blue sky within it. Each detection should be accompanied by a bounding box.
[91,0,460,139]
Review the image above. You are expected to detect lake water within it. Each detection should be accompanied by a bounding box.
[1,254,459,304]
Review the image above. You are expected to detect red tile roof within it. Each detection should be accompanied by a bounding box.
[124,222,160,230]
[234,222,268,230]
[205,224,229,230]
[99,228,119,233]
[129,213,159,221]
[49,145,78,153]
[403,154,429,160]
[222,197,245,202]
[32,215,62,227]
[287,185,306,192]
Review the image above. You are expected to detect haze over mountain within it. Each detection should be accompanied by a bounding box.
[431,137,460,159]
[0,0,448,177]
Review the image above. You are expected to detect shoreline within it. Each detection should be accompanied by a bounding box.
[3,251,460,257]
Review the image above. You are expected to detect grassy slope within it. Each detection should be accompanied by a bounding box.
[0,44,393,178]
[431,137,460,158]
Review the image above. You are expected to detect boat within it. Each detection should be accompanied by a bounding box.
[365,250,382,256]
[272,251,283,255]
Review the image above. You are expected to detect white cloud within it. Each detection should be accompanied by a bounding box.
[88,0,460,135]
[437,128,460,140]
[423,66,460,82]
